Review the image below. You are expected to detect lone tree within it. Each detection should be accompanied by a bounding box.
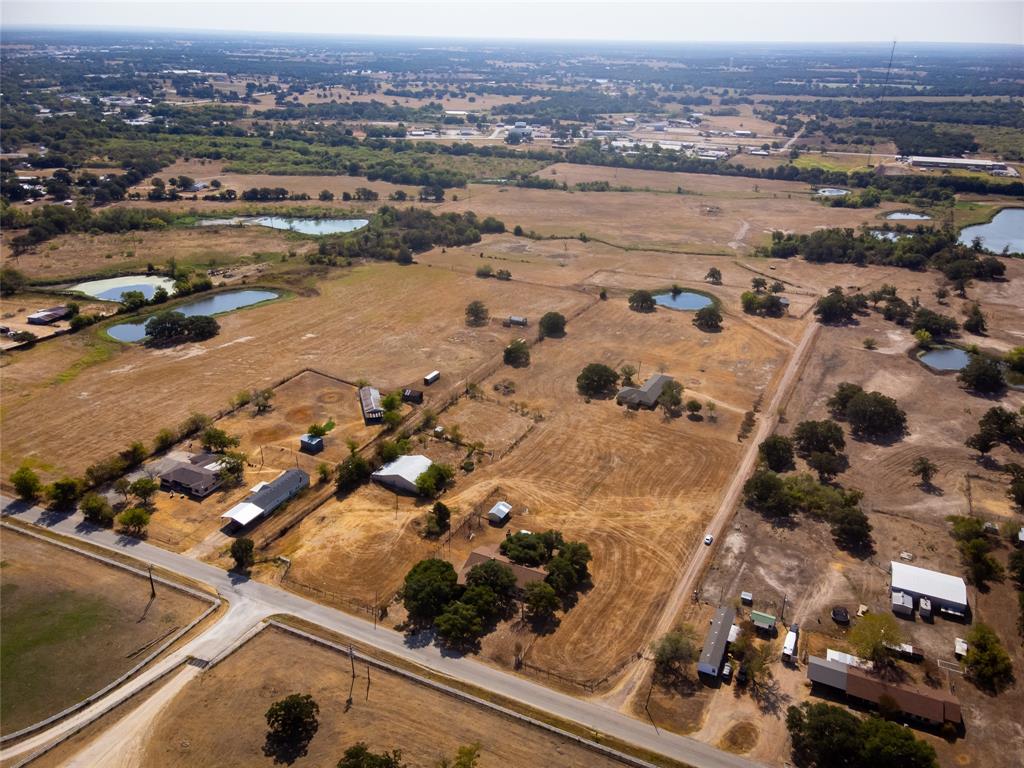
[576,363,619,398]
[264,694,320,763]
[652,626,698,682]
[759,435,795,472]
[251,388,275,414]
[465,300,489,327]
[503,338,530,367]
[692,304,722,332]
[911,456,939,488]
[705,267,722,284]
[231,537,256,571]
[336,743,406,768]
[129,477,159,506]
[628,289,656,313]
[538,311,566,338]
[10,465,42,502]
[117,507,151,537]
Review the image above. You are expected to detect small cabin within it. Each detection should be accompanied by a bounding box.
[402,388,424,404]
[299,434,324,454]
[423,370,440,386]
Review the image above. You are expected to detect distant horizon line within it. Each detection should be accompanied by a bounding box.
[2,24,1022,49]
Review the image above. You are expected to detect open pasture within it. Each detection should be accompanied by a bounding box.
[0,263,589,482]
[136,626,624,768]
[0,528,207,735]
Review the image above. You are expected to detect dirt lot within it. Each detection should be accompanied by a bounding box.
[0,262,588,482]
[136,625,626,768]
[0,528,207,735]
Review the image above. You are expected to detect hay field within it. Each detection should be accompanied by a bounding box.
[0,528,206,735]
[137,626,623,768]
[0,263,589,481]
[436,179,907,253]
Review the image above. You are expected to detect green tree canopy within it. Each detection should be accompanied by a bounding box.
[538,311,566,338]
[402,559,459,623]
[576,363,619,398]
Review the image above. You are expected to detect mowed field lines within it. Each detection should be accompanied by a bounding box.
[0,263,589,480]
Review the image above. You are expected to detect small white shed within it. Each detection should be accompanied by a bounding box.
[487,501,512,525]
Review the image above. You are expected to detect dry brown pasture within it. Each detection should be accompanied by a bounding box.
[435,176,908,253]
[0,224,308,281]
[137,626,624,768]
[0,262,588,482]
[0,528,206,735]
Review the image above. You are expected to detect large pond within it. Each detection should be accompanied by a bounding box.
[958,208,1024,254]
[654,290,714,311]
[107,289,280,343]
[198,216,369,235]
[886,212,932,221]
[72,275,177,301]
[919,347,970,371]
[816,188,849,197]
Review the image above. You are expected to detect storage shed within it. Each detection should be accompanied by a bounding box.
[423,370,440,386]
[299,434,324,454]
[372,455,433,495]
[487,501,512,525]
[402,388,424,404]
[359,386,384,424]
[891,590,914,617]
[751,610,776,633]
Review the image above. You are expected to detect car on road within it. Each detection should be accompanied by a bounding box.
[703,534,714,545]
[831,606,850,624]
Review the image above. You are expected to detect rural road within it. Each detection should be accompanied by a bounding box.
[1,500,766,768]
[606,319,820,711]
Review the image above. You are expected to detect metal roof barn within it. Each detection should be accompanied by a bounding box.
[890,561,967,612]
[372,455,433,495]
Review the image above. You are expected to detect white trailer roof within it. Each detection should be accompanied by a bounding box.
[890,561,967,606]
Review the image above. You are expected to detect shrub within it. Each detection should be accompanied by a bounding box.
[628,290,656,313]
[10,465,42,502]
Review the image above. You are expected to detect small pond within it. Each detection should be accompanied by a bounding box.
[72,275,177,301]
[919,347,970,372]
[958,208,1024,254]
[816,188,849,197]
[654,290,714,311]
[197,216,369,235]
[886,212,932,221]
[107,289,280,342]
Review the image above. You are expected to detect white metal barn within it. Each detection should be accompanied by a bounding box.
[372,455,433,495]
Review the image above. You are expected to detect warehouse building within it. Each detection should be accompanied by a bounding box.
[372,454,433,495]
[890,561,968,616]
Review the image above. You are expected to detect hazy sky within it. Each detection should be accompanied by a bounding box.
[2,0,1022,45]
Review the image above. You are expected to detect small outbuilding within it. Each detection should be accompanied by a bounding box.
[372,454,433,495]
[751,610,776,633]
[487,501,512,525]
[782,623,799,661]
[27,306,72,325]
[299,434,324,454]
[504,315,528,327]
[402,388,424,404]
[891,590,914,617]
[359,386,384,424]
[423,370,440,386]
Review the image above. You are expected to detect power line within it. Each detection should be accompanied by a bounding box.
[868,40,897,168]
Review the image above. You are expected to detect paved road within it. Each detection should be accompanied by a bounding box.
[1,500,765,768]
[606,319,820,710]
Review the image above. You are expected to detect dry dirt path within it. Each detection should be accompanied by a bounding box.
[601,319,821,712]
